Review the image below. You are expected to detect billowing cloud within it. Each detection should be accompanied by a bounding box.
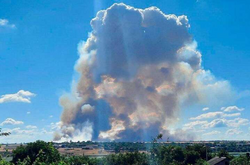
[55,3,234,141]
[53,121,93,142]
[0,90,36,104]
[0,19,15,28]
[99,119,125,140]
[0,118,24,126]
[221,106,244,112]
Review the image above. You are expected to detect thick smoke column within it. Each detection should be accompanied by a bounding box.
[55,3,233,141]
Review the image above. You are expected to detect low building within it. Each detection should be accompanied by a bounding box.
[208,157,229,165]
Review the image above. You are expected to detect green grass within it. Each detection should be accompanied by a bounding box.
[229,152,249,156]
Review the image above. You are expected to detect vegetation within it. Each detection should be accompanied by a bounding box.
[0,129,10,137]
[0,135,212,165]
[55,140,250,153]
[11,141,61,165]
[0,135,250,164]
[0,142,212,165]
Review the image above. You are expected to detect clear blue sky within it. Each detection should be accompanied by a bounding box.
[1,0,250,142]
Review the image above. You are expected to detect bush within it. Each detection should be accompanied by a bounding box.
[12,141,61,165]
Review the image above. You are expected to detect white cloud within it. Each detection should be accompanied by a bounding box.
[0,126,54,143]
[0,19,15,28]
[27,111,31,115]
[49,115,53,118]
[26,125,37,129]
[224,113,241,117]
[184,117,249,130]
[227,118,250,128]
[202,107,209,111]
[204,118,227,128]
[183,120,208,130]
[226,128,243,135]
[41,128,53,135]
[222,106,244,112]
[203,131,221,136]
[190,111,240,120]
[50,122,62,131]
[3,127,48,136]
[0,118,24,126]
[0,90,36,104]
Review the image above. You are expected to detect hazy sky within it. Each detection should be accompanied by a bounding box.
[1,0,250,143]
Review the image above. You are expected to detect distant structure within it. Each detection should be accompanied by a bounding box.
[207,157,229,165]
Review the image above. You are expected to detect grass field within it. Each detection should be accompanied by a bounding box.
[229,152,249,156]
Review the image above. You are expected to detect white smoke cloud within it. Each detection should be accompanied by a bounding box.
[56,3,235,141]
[53,121,93,142]
[0,90,36,104]
[99,119,125,140]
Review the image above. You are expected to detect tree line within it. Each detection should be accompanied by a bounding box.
[0,140,249,165]
[0,133,249,165]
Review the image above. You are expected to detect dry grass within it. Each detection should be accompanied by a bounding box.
[57,148,111,156]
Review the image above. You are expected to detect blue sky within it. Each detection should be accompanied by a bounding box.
[1,0,250,143]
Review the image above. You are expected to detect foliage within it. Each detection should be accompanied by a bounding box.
[8,140,213,165]
[0,128,10,136]
[148,135,212,165]
[12,141,61,165]
[217,149,234,160]
[62,156,99,165]
[102,152,149,165]
[231,154,250,165]
[2,138,248,165]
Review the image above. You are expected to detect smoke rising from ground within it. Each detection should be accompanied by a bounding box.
[55,3,233,142]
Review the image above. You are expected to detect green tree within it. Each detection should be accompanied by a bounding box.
[0,128,10,136]
[63,155,98,165]
[217,149,234,160]
[12,140,61,165]
[231,155,250,165]
[0,155,11,165]
[102,152,149,165]
[185,150,200,165]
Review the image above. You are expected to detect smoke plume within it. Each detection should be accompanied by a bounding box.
[55,3,233,141]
